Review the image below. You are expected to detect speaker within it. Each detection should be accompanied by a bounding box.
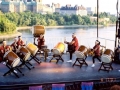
[118,29,120,37]
[119,17,120,28]
[114,48,120,63]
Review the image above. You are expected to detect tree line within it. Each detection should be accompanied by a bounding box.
[0,11,16,33]
[0,11,117,33]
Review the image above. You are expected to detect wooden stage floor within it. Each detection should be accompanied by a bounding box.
[0,53,120,86]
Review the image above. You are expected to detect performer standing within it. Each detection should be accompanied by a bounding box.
[64,33,79,62]
[91,40,101,67]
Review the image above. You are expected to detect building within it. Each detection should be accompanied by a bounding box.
[86,7,99,15]
[86,7,93,15]
[60,5,87,16]
[0,0,55,13]
[52,3,60,8]
[40,4,55,14]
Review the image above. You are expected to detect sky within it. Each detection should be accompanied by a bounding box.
[42,0,119,14]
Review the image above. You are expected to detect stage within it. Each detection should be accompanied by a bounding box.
[0,53,120,86]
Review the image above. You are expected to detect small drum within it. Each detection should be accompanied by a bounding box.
[3,51,20,67]
[18,47,31,61]
[32,25,45,37]
[101,49,114,63]
[26,43,38,56]
[53,42,65,55]
[78,45,88,56]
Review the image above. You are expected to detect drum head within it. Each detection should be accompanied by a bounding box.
[27,43,38,55]
[11,58,20,67]
[101,55,112,63]
[54,42,65,54]
[24,52,31,61]
[78,45,87,56]
[53,48,61,55]
[75,51,85,58]
[20,47,31,61]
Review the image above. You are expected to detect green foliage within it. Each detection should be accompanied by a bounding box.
[0,13,16,33]
[1,11,116,27]
[109,15,116,24]
[99,12,109,18]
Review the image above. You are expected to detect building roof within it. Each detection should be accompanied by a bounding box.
[60,5,86,10]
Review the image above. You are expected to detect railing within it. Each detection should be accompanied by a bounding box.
[19,36,115,52]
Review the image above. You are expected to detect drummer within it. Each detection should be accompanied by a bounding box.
[91,40,101,67]
[0,40,11,62]
[37,34,45,50]
[17,36,25,49]
[11,37,18,53]
[64,33,79,62]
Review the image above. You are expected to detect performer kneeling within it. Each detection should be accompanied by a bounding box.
[0,40,11,62]
[91,40,101,67]
[17,36,25,49]
[11,37,18,53]
[64,33,79,62]
[37,34,45,50]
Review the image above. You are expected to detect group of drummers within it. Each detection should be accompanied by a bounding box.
[0,33,116,68]
[0,36,25,63]
[64,33,103,67]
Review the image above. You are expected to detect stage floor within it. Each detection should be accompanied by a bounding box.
[0,53,120,86]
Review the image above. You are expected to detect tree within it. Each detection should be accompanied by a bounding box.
[82,16,91,25]
[0,14,16,33]
[56,17,65,25]
[47,19,57,26]
[2,11,116,27]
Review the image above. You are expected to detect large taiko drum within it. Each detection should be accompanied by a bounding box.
[101,49,114,63]
[53,42,65,55]
[103,49,113,56]
[3,51,20,67]
[18,47,31,61]
[75,45,88,58]
[32,25,45,37]
[26,43,38,56]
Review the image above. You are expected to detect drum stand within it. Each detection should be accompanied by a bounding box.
[3,63,24,78]
[49,54,64,63]
[29,53,41,64]
[98,62,113,72]
[16,52,34,70]
[72,56,88,68]
[19,59,34,70]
